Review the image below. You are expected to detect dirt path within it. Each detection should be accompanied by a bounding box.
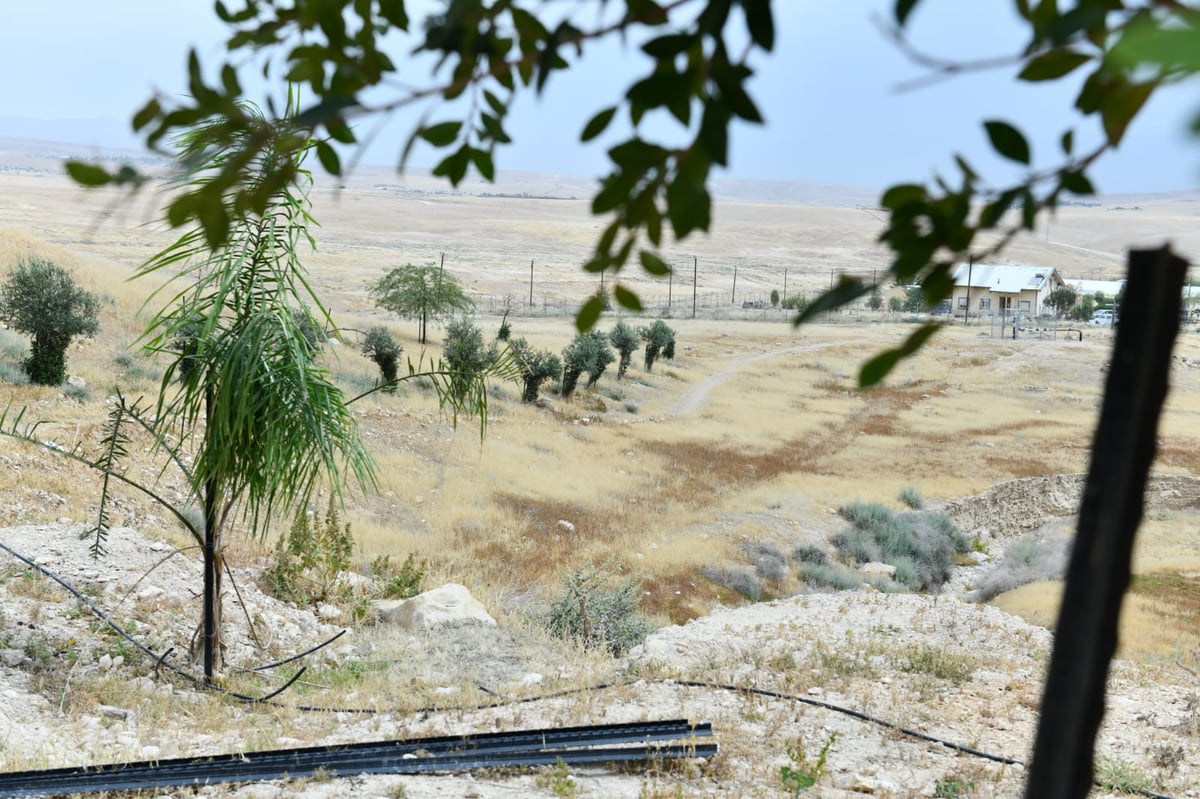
[670,343,831,415]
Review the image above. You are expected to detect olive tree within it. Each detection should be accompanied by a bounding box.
[640,320,675,373]
[608,320,641,381]
[561,329,616,399]
[0,257,99,386]
[360,325,402,391]
[369,264,474,344]
[443,317,498,406]
[510,337,561,403]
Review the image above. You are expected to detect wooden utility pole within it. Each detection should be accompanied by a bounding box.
[528,259,534,308]
[731,264,738,305]
[783,268,788,303]
[668,268,673,309]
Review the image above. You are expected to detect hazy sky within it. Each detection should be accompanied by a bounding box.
[2,0,1199,193]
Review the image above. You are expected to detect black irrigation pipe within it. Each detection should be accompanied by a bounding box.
[0,541,1178,799]
[0,720,715,798]
[0,540,307,703]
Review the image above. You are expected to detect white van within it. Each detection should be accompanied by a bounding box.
[1090,310,1115,326]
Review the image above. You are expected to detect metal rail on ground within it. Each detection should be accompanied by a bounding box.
[0,719,714,798]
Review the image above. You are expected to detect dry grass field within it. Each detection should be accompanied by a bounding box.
[3,143,1200,796]
[3,143,1200,655]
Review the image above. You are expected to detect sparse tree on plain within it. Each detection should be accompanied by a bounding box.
[369,264,473,344]
[0,257,99,386]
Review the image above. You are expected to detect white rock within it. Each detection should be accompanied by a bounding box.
[373,583,496,629]
[317,603,342,620]
[859,561,897,577]
[557,520,576,533]
[136,586,165,601]
[520,672,544,686]
[98,654,113,671]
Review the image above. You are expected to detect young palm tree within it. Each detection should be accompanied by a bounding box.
[137,104,375,680]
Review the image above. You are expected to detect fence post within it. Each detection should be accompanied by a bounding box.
[1024,247,1187,799]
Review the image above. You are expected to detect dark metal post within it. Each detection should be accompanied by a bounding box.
[668,269,673,310]
[783,268,788,303]
[203,382,218,683]
[1024,247,1187,799]
[692,256,697,319]
[528,259,534,309]
[731,265,737,305]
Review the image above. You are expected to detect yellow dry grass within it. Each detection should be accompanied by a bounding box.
[3,162,1200,663]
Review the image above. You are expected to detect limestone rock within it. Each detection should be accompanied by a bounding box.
[859,561,897,578]
[373,583,495,629]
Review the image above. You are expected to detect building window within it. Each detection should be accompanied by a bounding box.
[958,297,968,308]
[979,297,991,310]
[1019,300,1031,311]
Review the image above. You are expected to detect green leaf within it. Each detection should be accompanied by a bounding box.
[65,162,112,187]
[642,34,694,59]
[639,250,672,276]
[1060,170,1095,195]
[983,120,1031,165]
[131,98,162,132]
[575,294,604,332]
[895,0,920,26]
[470,148,495,182]
[979,188,1021,228]
[859,323,941,386]
[880,184,927,210]
[1110,18,1200,71]
[794,278,870,326]
[741,0,775,50]
[613,284,644,312]
[315,140,341,175]
[581,107,617,143]
[1100,81,1155,147]
[1018,49,1091,82]
[1060,129,1074,155]
[419,121,462,147]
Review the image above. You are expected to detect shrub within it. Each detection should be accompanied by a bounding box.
[62,382,90,403]
[0,362,29,385]
[544,566,653,655]
[974,533,1069,601]
[780,294,809,312]
[797,562,860,591]
[792,544,829,566]
[898,485,924,509]
[360,326,402,391]
[292,306,328,352]
[265,498,354,605]
[832,501,969,592]
[742,541,789,582]
[370,553,426,600]
[0,256,100,385]
[700,565,763,601]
